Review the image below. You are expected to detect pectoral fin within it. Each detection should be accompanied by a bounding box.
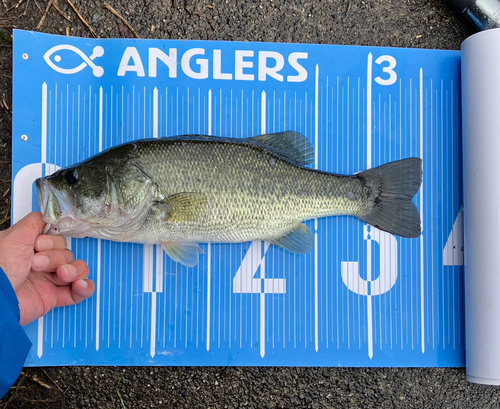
[163,242,204,267]
[154,192,208,223]
[267,224,313,254]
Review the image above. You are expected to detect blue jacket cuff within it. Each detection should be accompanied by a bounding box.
[0,266,32,398]
[0,267,20,322]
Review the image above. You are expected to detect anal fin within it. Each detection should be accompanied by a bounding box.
[267,224,313,254]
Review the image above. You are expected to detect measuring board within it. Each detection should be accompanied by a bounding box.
[12,30,463,367]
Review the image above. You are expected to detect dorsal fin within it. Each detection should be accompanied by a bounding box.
[249,131,314,166]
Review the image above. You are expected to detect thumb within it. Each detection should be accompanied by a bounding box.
[2,212,46,247]
[0,212,46,288]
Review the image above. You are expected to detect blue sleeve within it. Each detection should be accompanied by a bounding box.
[0,268,32,398]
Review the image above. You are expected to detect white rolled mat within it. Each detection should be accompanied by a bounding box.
[462,28,500,385]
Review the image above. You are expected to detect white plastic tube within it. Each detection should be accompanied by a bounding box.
[462,28,500,385]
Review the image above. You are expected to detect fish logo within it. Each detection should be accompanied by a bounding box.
[43,45,104,77]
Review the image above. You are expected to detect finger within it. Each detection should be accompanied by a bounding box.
[34,260,89,286]
[71,279,95,301]
[55,279,95,308]
[32,249,75,272]
[55,260,89,284]
[35,235,68,252]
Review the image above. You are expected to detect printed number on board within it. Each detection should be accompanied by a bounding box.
[374,55,397,86]
[443,207,464,266]
[341,226,398,296]
[233,241,286,294]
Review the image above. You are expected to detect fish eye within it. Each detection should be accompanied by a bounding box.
[64,169,79,185]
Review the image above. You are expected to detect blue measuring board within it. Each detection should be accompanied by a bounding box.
[12,30,463,367]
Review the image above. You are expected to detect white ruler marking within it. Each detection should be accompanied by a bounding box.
[95,86,104,352]
[206,89,212,351]
[420,68,425,354]
[314,64,319,352]
[366,53,374,359]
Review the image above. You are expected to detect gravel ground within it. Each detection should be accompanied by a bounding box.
[2,0,500,408]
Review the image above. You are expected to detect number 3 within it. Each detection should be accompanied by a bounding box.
[374,55,397,86]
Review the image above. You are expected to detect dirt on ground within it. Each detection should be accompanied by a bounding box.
[2,1,500,408]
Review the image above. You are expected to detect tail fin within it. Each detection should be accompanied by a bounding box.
[358,158,422,238]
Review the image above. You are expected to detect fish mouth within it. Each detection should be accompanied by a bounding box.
[35,177,77,234]
[35,177,49,215]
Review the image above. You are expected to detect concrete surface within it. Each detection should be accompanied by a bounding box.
[1,0,499,408]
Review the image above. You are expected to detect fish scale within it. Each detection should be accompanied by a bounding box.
[35,131,422,267]
[132,139,367,243]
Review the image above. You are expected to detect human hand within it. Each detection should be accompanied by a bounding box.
[0,212,94,326]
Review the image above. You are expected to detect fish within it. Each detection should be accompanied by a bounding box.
[35,131,422,267]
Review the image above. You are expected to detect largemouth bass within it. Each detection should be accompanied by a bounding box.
[35,131,422,267]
